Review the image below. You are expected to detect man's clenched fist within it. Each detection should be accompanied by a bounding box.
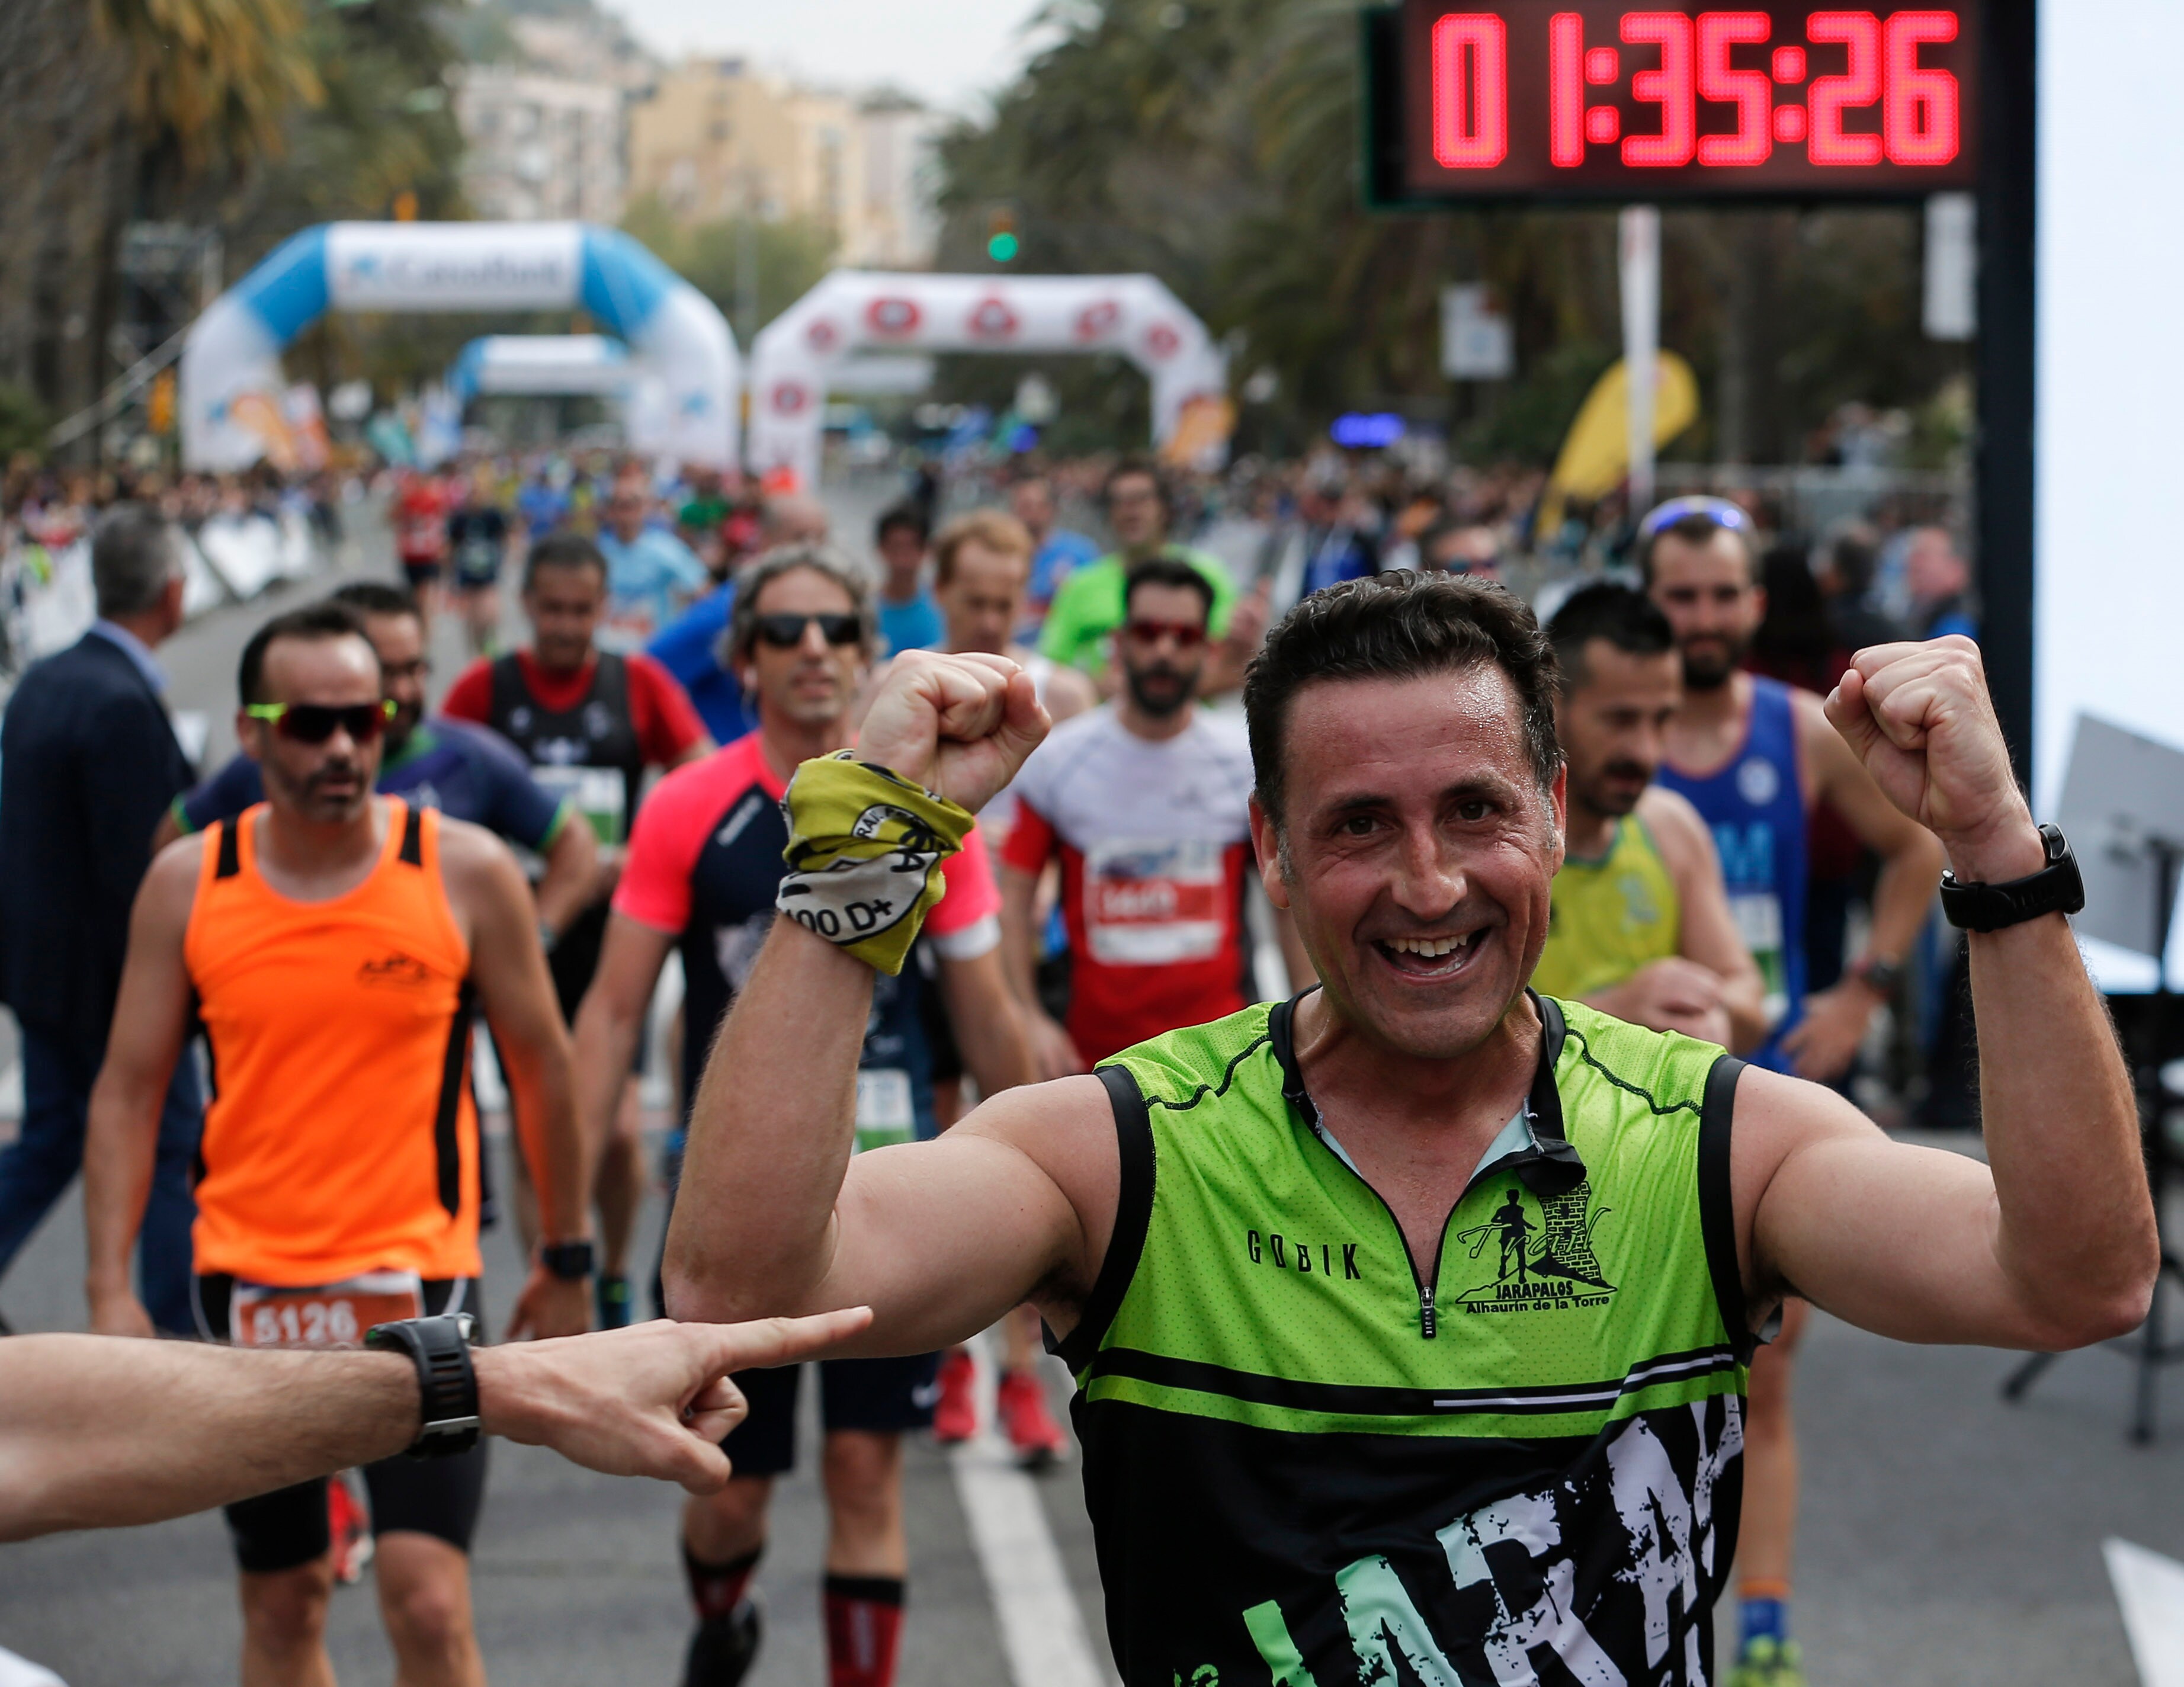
[855,649,1051,814]
[1824,637,2044,884]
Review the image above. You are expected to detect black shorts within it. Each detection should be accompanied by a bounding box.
[1035,949,1073,1026]
[451,554,501,592]
[194,1275,490,1573]
[723,1354,942,1478]
[400,557,443,592]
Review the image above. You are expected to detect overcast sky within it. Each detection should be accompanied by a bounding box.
[595,0,1056,112]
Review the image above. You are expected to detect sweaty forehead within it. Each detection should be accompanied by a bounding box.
[755,566,855,617]
[951,541,1029,590]
[1127,580,1208,626]
[263,634,379,704]
[363,612,425,663]
[1650,531,1753,589]
[1281,668,1537,813]
[1573,639,1680,702]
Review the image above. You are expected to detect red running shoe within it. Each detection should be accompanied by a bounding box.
[932,1349,978,1444]
[998,1368,1067,1470]
[328,1471,373,1585]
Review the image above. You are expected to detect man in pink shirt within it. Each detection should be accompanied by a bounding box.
[571,544,1031,1687]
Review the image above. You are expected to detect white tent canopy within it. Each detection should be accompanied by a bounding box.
[181,222,739,470]
[748,271,1227,489]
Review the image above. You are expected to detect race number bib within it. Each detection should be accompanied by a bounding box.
[1084,838,1226,966]
[1729,891,1789,1028]
[530,764,627,846]
[231,1271,425,1351]
[855,1068,915,1155]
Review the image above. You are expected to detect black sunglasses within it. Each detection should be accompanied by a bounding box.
[753,612,862,649]
[244,700,396,745]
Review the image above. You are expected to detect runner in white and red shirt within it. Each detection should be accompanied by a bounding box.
[1000,556,1309,1076]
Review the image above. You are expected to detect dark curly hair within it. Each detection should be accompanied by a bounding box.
[1243,571,1563,832]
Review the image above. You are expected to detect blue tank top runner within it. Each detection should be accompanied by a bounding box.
[1656,675,1808,1071]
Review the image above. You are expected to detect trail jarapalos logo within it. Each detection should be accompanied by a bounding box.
[1452,1180,1616,1312]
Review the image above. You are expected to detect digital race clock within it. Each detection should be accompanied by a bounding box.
[1364,2,1983,202]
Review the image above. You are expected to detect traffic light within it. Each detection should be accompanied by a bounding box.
[986,207,1019,263]
[147,370,175,436]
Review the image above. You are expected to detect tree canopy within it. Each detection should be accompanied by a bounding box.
[936,0,1970,465]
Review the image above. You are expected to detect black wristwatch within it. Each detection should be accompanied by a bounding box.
[1848,953,1905,996]
[1939,823,2086,932]
[364,1313,480,1458]
[540,1239,595,1282]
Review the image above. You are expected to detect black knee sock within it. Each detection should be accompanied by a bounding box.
[684,1544,761,1621]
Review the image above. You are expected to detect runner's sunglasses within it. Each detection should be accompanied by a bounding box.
[1635,495,1755,543]
[1121,617,1207,650]
[243,700,397,745]
[753,612,863,649]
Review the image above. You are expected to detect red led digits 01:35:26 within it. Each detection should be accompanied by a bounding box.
[1382,1,1980,201]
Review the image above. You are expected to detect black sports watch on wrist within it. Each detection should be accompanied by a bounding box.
[364,1313,480,1458]
[540,1239,595,1282]
[1939,823,2086,932]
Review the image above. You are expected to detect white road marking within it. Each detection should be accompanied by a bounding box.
[0,1644,66,1687]
[949,1342,1114,1687]
[2107,1537,2184,1687]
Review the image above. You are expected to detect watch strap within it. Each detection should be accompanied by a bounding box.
[541,1239,595,1282]
[365,1313,480,1458]
[1939,823,2087,932]
[1850,954,1904,995]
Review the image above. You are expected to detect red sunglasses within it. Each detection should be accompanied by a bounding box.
[1121,617,1207,650]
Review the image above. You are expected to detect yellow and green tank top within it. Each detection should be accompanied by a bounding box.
[1534,813,1681,1002]
[1058,992,1749,1686]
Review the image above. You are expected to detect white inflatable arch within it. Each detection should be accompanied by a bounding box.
[449,333,633,402]
[749,272,1226,489]
[447,333,688,456]
[182,222,739,470]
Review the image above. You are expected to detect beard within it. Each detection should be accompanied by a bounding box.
[1574,759,1651,819]
[1124,659,1197,719]
[268,754,371,822]
[1678,634,1746,691]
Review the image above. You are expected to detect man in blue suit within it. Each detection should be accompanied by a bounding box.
[0,504,201,1334]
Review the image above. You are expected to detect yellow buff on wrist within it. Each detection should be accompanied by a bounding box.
[777,752,975,976]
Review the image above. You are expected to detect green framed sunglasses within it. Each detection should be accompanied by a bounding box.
[243,699,397,745]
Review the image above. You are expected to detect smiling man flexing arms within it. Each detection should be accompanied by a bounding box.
[664,573,2151,1685]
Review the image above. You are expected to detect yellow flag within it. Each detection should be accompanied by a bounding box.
[1540,354,1700,534]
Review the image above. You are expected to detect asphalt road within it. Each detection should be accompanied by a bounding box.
[3,493,2182,1685]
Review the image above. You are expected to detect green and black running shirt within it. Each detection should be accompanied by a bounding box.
[1054,991,1750,1687]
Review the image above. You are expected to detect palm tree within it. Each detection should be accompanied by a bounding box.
[94,0,320,177]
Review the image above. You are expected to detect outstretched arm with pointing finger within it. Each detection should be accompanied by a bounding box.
[0,1310,869,1542]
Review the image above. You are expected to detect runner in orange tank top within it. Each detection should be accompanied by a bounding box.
[188,796,486,1286]
[83,600,590,1687]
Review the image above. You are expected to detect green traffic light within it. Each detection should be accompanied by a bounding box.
[987,232,1020,262]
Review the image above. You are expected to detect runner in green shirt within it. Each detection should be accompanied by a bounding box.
[668,575,2151,1686]
[1039,455,1244,681]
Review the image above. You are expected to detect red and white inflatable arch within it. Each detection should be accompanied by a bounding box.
[748,271,1227,489]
